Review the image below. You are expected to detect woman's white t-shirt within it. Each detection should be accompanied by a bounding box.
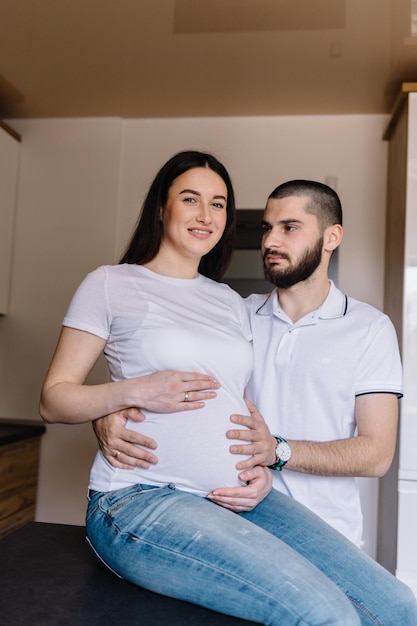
[63,264,253,496]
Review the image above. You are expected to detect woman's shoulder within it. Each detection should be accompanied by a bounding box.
[86,263,139,280]
[74,264,139,297]
[97,263,136,274]
[201,276,243,300]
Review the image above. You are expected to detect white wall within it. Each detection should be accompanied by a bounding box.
[0,118,123,523]
[2,114,389,555]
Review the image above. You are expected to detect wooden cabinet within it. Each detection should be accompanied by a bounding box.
[380,83,417,596]
[0,421,45,539]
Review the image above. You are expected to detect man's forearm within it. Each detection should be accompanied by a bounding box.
[285,436,394,478]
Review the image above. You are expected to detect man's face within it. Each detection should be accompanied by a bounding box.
[261,195,324,289]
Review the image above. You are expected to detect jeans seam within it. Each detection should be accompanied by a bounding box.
[346,593,382,626]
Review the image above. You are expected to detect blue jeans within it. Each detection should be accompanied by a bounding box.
[86,483,417,625]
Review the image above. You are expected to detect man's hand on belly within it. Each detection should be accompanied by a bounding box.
[227,399,277,470]
[207,466,273,512]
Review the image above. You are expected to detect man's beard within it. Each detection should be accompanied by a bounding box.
[263,235,323,289]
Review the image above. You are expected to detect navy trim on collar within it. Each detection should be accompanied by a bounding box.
[255,293,274,316]
[254,282,349,320]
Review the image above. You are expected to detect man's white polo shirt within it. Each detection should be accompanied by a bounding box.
[245,281,403,545]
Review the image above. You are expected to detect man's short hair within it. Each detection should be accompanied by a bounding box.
[268,180,343,229]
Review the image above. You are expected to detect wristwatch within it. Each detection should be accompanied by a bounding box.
[269,436,291,471]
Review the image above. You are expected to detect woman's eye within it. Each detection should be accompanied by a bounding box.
[212,202,225,210]
[184,197,197,204]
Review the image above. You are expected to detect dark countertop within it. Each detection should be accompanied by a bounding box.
[0,419,46,446]
[0,522,258,626]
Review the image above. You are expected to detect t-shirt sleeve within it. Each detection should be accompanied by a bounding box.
[355,314,403,397]
[62,266,111,340]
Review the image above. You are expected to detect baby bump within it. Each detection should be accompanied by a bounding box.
[127,396,251,495]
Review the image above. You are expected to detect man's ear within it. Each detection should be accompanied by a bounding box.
[324,224,343,252]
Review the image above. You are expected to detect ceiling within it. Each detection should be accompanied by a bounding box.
[1,0,417,120]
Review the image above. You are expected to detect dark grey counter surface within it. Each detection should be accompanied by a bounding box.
[0,418,46,446]
[0,522,258,626]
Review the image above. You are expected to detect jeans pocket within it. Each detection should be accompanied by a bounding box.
[92,483,163,520]
[86,490,105,522]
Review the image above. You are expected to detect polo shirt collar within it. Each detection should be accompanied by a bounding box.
[255,280,348,322]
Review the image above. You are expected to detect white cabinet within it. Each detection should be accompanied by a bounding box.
[381,85,417,596]
[0,122,20,314]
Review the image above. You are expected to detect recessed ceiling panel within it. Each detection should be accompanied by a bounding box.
[0,0,414,118]
[174,0,346,33]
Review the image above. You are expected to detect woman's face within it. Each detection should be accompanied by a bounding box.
[160,167,228,263]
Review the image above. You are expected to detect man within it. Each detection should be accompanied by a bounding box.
[93,180,401,546]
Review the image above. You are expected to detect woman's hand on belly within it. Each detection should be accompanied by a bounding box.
[125,370,220,413]
[207,466,273,512]
[226,399,277,470]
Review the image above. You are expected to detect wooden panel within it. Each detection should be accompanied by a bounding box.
[383,99,408,340]
[378,91,409,574]
[0,438,40,490]
[383,83,417,141]
[0,483,37,521]
[0,124,20,314]
[0,437,41,538]
[0,505,37,541]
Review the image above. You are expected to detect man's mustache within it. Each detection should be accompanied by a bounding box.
[263,249,290,263]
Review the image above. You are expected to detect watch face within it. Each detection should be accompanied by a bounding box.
[277,442,291,462]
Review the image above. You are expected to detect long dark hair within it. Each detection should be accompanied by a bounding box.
[120,150,236,281]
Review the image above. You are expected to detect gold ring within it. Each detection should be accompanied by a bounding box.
[184,391,189,402]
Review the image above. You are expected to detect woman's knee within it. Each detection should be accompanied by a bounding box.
[393,580,417,621]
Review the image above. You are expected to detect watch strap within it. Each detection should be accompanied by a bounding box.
[269,435,290,471]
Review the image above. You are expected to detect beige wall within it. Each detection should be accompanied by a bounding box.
[1,114,389,554]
